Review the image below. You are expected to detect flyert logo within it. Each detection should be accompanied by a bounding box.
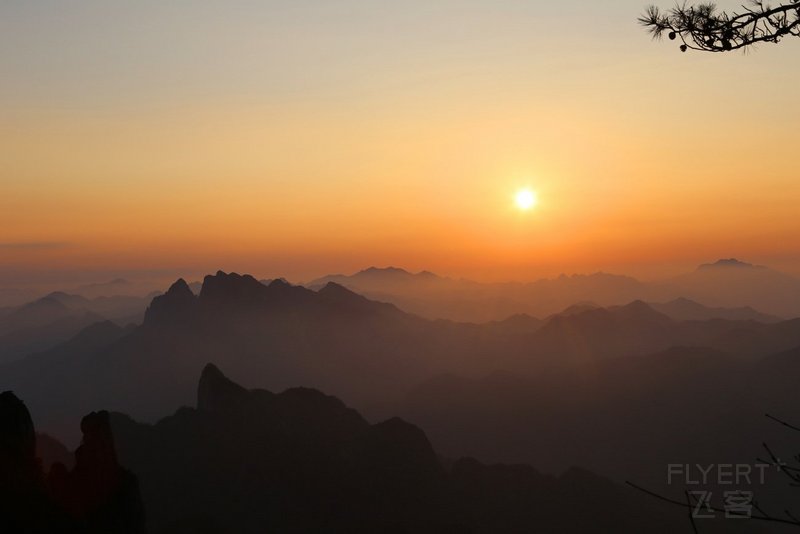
[667,463,785,520]
[667,463,778,486]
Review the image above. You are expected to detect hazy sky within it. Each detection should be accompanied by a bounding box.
[1,0,798,285]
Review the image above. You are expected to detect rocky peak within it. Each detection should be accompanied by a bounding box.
[199,271,266,304]
[699,258,757,270]
[197,363,249,414]
[143,278,197,325]
[318,281,362,300]
[75,411,119,474]
[0,391,36,466]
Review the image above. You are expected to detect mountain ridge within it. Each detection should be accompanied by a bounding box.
[104,364,689,533]
[5,269,800,448]
[304,259,800,320]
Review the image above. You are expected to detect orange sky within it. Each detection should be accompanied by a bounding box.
[1,1,799,285]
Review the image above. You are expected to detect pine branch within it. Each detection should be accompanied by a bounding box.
[640,1,800,52]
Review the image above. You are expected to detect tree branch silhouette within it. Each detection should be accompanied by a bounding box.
[639,1,800,52]
[685,490,700,533]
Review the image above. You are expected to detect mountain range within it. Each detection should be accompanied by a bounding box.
[307,259,800,321]
[1,269,799,480]
[0,265,798,530]
[6,365,734,533]
[6,272,800,448]
[0,390,145,533]
[0,291,154,365]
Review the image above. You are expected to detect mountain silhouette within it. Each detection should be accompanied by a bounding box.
[0,391,145,533]
[142,279,197,326]
[0,294,105,364]
[0,269,795,531]
[307,260,800,320]
[105,364,689,533]
[529,300,674,364]
[666,259,800,317]
[309,266,433,288]
[309,267,646,322]
[402,342,800,515]
[698,258,762,270]
[0,390,73,533]
[196,362,248,413]
[649,297,782,323]
[0,271,462,442]
[4,270,800,447]
[0,291,152,364]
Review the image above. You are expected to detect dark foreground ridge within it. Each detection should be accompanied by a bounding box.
[104,364,688,533]
[0,391,144,534]
[2,364,750,533]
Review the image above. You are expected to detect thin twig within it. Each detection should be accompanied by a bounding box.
[686,490,700,534]
[767,413,800,433]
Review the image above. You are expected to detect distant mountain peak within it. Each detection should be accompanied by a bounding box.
[650,296,783,323]
[200,271,265,302]
[166,278,193,297]
[498,312,538,323]
[317,282,400,315]
[360,266,412,276]
[143,278,197,324]
[45,291,88,302]
[66,320,125,346]
[614,300,670,320]
[267,278,291,289]
[318,281,359,297]
[698,258,761,270]
[558,302,600,316]
[622,299,651,310]
[591,300,671,324]
[23,294,70,311]
[305,267,444,293]
[354,266,443,281]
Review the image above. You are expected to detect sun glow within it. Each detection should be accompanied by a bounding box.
[515,189,537,211]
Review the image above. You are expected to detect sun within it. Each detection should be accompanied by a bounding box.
[514,189,537,211]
